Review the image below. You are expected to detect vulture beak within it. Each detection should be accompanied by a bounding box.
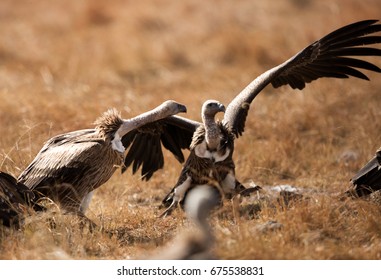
[219,104,226,113]
[178,103,187,113]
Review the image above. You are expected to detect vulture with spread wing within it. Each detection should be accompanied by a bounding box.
[17,101,187,224]
[120,20,381,215]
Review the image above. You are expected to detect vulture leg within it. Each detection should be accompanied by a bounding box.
[161,175,193,217]
[160,200,179,218]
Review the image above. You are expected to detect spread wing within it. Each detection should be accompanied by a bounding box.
[223,19,381,138]
[349,148,381,196]
[122,116,201,180]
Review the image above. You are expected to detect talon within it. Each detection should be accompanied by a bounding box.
[239,185,262,197]
[159,201,178,218]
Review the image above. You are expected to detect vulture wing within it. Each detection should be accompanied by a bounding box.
[122,116,200,180]
[1,171,35,226]
[223,19,381,138]
[350,148,381,196]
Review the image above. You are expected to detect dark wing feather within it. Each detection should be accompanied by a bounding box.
[145,136,164,179]
[224,19,381,138]
[122,116,200,180]
[350,149,381,196]
[161,149,216,208]
[0,171,35,227]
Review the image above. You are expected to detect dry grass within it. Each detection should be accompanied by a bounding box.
[1,0,381,259]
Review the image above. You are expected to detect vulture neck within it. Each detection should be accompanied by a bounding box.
[185,185,218,252]
[202,114,220,151]
[112,105,169,153]
[119,106,167,135]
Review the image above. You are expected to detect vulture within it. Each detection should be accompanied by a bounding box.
[147,184,220,260]
[0,171,35,227]
[16,100,187,223]
[119,19,381,215]
[346,148,381,197]
[161,100,237,216]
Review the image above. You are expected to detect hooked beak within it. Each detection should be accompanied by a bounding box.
[178,103,187,113]
[219,104,226,113]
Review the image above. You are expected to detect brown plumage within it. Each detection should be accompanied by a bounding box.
[161,101,231,216]
[17,101,187,221]
[0,171,35,227]
[119,20,381,216]
[18,110,125,214]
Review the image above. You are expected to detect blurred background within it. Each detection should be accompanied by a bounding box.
[1,0,381,259]
[1,0,380,183]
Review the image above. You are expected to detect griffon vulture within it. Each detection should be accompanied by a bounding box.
[119,20,381,215]
[17,100,187,222]
[147,184,220,260]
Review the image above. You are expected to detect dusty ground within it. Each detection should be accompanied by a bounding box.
[1,0,381,259]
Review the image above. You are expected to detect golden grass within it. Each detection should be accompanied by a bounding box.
[1,0,381,259]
